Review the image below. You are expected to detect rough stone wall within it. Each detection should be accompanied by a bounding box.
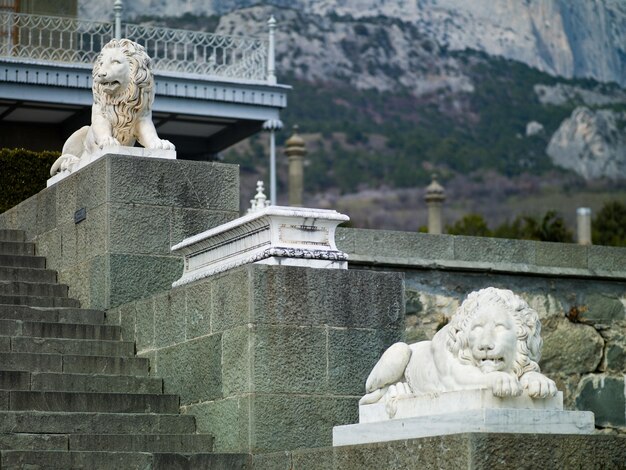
[106,264,404,453]
[337,228,626,434]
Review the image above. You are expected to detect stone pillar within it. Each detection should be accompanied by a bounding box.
[120,264,404,453]
[0,154,239,309]
[285,125,307,207]
[577,207,592,245]
[424,175,445,234]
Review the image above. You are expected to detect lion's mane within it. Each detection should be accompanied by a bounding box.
[446,287,542,378]
[92,39,154,145]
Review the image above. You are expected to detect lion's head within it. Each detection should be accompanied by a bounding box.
[92,39,154,145]
[446,287,542,378]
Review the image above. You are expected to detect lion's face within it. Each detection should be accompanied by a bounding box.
[94,47,131,96]
[466,305,517,373]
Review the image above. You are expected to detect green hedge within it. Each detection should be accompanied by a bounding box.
[0,148,59,213]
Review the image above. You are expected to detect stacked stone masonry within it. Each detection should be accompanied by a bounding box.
[0,155,239,310]
[1,156,625,466]
[106,264,405,453]
[0,228,235,469]
[336,228,626,434]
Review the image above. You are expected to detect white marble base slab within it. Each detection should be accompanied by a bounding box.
[360,389,564,423]
[47,145,176,187]
[333,408,595,447]
[171,206,350,287]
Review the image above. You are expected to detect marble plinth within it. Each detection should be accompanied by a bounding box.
[47,145,176,187]
[333,408,595,447]
[359,389,564,423]
[171,206,350,286]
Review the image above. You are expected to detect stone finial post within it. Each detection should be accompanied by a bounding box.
[114,0,124,40]
[424,174,445,234]
[284,125,307,207]
[267,16,277,85]
[577,207,592,245]
[248,181,270,213]
[263,119,283,205]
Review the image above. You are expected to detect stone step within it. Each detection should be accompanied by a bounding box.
[0,411,196,434]
[0,433,68,451]
[0,305,105,324]
[0,230,26,243]
[30,372,163,394]
[0,254,46,269]
[0,281,69,298]
[0,241,35,256]
[0,353,150,375]
[9,337,134,357]
[71,434,214,453]
[3,391,179,413]
[0,266,57,283]
[0,320,121,340]
[0,433,215,453]
[0,450,232,470]
[0,295,80,308]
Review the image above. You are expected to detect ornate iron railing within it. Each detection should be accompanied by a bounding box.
[0,11,269,81]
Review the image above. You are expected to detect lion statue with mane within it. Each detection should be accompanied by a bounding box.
[51,39,174,175]
[360,287,557,405]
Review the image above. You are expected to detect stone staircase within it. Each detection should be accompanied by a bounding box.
[0,229,219,469]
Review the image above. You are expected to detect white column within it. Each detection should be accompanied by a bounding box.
[577,207,592,245]
[269,129,276,204]
[267,16,277,85]
[263,119,283,206]
[114,0,123,40]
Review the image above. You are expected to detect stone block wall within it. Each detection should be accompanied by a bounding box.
[337,228,626,434]
[106,264,405,453]
[0,155,239,309]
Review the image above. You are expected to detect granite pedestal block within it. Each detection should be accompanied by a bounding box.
[0,154,239,309]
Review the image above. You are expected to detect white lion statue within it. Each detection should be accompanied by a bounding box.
[360,287,557,405]
[51,39,174,175]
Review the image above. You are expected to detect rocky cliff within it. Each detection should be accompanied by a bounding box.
[80,0,626,87]
[547,107,626,180]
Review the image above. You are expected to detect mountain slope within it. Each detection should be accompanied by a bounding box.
[80,0,626,87]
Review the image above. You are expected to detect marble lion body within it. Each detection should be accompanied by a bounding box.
[360,287,557,405]
[51,39,174,175]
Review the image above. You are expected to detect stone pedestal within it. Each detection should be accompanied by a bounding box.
[0,154,239,309]
[171,206,349,286]
[108,264,405,453]
[47,145,177,187]
[254,433,626,469]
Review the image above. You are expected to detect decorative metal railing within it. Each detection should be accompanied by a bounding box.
[0,11,271,82]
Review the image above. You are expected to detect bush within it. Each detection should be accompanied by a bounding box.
[593,200,626,247]
[0,148,59,213]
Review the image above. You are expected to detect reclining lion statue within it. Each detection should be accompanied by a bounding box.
[360,287,557,405]
[51,39,174,175]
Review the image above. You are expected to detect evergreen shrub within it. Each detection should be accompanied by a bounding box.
[0,148,59,213]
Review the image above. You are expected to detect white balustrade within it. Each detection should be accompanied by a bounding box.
[0,11,270,82]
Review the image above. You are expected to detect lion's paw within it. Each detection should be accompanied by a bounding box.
[98,136,120,148]
[489,372,522,397]
[520,372,557,398]
[151,138,175,150]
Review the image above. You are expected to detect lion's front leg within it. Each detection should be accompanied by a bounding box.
[520,371,557,398]
[89,109,120,151]
[136,116,175,150]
